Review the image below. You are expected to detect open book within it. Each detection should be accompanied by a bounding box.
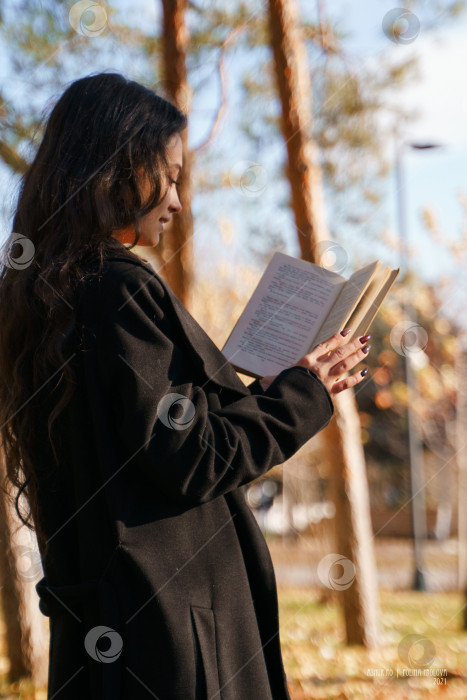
[221,251,400,379]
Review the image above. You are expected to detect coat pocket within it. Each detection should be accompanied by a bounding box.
[190,605,221,699]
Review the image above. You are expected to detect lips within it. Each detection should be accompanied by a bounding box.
[159,217,169,232]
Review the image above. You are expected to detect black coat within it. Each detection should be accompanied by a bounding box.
[34,245,334,699]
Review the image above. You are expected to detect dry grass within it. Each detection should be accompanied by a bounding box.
[279,587,467,699]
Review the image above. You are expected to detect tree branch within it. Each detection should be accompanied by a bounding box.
[192,24,248,155]
[0,141,28,174]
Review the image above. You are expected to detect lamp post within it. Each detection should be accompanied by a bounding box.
[395,141,442,591]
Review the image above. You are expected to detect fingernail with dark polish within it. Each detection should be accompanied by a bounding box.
[340,328,352,337]
[360,368,368,377]
[359,334,371,343]
[362,344,371,354]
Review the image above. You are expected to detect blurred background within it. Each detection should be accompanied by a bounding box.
[1,0,467,698]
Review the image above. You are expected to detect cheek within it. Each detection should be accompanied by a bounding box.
[140,208,161,234]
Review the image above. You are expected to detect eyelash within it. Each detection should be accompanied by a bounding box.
[170,178,181,188]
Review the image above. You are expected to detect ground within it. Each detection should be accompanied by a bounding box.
[268,535,467,699]
[280,588,467,699]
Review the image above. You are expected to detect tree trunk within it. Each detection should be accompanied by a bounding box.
[434,442,452,541]
[267,0,380,647]
[267,0,328,263]
[325,391,380,646]
[455,343,467,628]
[158,0,195,310]
[0,458,48,687]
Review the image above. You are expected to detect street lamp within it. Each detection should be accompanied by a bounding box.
[395,141,443,591]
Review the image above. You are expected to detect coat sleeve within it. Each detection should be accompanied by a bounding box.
[83,262,334,507]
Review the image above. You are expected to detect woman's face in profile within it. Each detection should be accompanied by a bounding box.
[113,131,183,248]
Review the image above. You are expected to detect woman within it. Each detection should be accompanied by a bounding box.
[0,73,370,699]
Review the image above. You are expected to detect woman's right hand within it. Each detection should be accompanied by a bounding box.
[291,329,371,397]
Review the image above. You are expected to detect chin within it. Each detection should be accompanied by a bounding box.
[137,235,161,248]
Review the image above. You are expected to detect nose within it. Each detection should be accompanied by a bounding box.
[169,187,182,214]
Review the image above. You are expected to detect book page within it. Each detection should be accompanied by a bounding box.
[342,267,390,335]
[221,252,345,378]
[310,262,381,349]
[351,268,400,338]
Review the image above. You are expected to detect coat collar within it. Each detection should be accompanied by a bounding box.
[101,251,251,396]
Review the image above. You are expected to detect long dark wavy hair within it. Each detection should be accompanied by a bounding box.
[0,72,187,556]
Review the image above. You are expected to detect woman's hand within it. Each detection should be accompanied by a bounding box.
[259,329,370,395]
[293,329,370,396]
